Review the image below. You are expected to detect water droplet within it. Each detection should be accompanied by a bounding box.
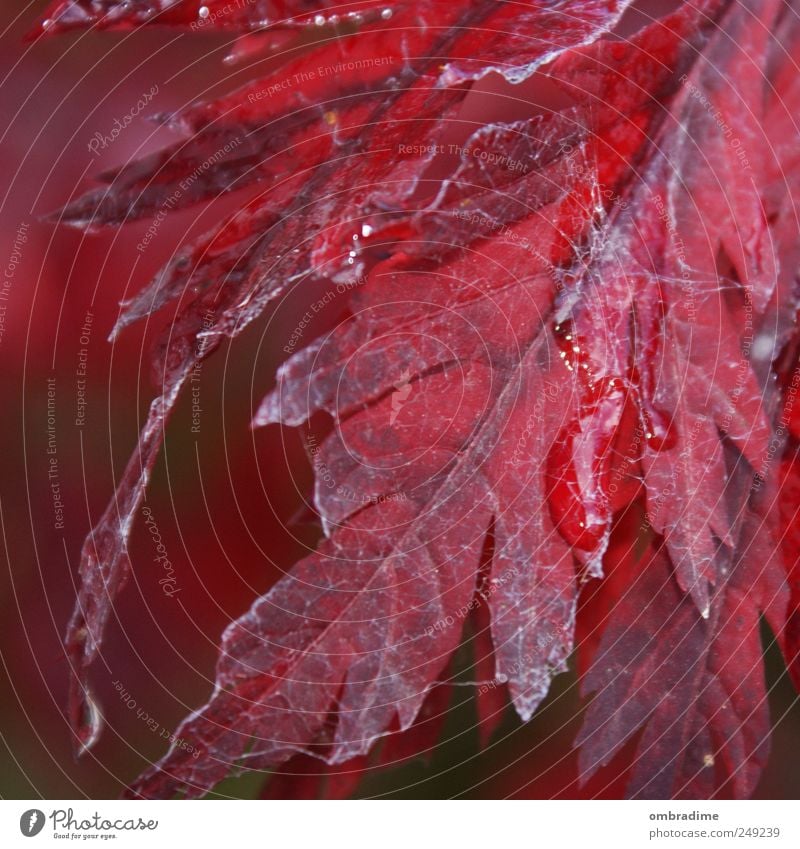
[314,14,326,26]
[381,8,393,20]
[198,5,209,19]
[642,405,676,450]
[79,691,103,754]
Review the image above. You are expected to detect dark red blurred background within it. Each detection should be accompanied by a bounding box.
[1,0,798,799]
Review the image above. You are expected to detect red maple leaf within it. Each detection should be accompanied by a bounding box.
[35,0,800,798]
